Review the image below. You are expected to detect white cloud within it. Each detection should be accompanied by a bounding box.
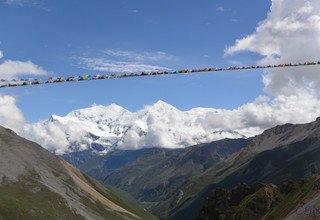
[0,60,46,79]
[3,0,45,8]
[217,6,225,12]
[217,6,232,12]
[0,94,83,153]
[0,95,25,132]
[102,49,176,63]
[225,0,320,102]
[0,50,47,130]
[0,49,47,80]
[199,93,320,132]
[21,120,89,154]
[75,49,176,73]
[128,9,139,13]
[77,57,170,73]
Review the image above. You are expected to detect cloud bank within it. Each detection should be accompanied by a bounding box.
[18,101,248,154]
[1,95,319,155]
[17,94,320,155]
[225,0,320,97]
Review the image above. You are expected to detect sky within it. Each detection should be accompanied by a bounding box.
[1,0,320,153]
[0,0,270,122]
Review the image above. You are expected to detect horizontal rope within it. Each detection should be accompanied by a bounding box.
[1,61,320,88]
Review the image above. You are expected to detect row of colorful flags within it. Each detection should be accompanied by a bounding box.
[1,61,319,88]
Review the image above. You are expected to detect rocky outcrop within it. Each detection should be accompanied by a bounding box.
[197,177,320,220]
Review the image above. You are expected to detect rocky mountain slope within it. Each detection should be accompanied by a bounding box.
[0,125,157,220]
[21,101,248,155]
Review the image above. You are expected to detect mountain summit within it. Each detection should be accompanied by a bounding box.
[21,101,247,154]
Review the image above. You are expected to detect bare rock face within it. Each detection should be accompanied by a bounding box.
[0,125,157,220]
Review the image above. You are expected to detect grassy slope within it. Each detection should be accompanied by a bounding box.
[83,174,159,220]
[0,170,158,220]
[0,176,83,220]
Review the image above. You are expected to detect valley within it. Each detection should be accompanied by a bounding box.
[63,117,320,219]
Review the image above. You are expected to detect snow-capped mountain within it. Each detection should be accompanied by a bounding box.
[21,101,255,155]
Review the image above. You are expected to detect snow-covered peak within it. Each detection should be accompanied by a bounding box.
[73,103,127,116]
[67,104,129,122]
[148,100,176,111]
[49,114,63,122]
[20,101,253,155]
[139,100,180,121]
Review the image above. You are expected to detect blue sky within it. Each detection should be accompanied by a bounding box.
[0,0,271,122]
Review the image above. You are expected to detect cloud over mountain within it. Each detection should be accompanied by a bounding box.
[17,97,320,155]
[225,0,320,97]
[19,101,247,154]
[0,95,25,131]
